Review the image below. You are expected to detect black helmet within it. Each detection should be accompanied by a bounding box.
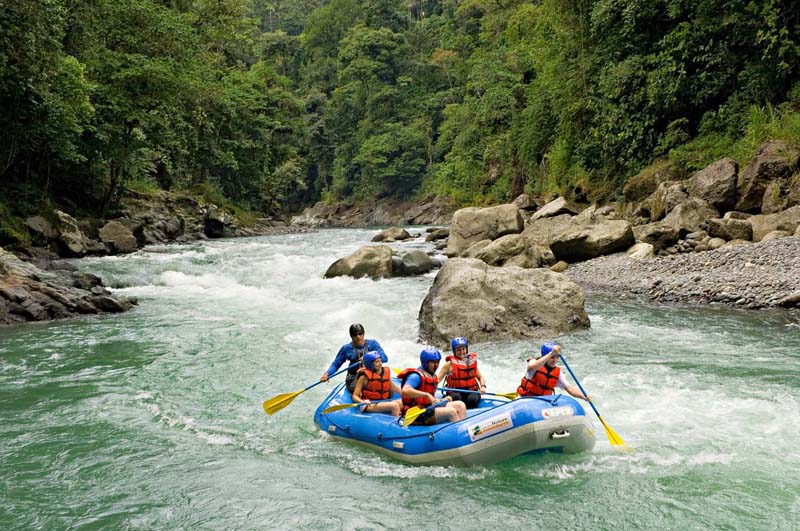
[349,323,365,337]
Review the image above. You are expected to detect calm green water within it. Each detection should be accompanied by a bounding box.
[1,229,799,530]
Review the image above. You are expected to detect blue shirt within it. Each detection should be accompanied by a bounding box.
[404,371,422,389]
[325,339,387,376]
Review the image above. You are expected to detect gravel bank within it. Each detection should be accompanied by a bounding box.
[565,237,800,309]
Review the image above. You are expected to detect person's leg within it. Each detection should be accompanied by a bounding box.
[464,392,481,409]
[366,400,401,416]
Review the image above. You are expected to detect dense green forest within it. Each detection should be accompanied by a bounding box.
[2,0,799,243]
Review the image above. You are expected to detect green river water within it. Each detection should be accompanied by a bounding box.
[1,229,799,530]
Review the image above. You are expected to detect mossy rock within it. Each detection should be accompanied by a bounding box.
[623,159,688,202]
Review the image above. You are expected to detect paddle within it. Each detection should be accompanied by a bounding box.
[559,354,628,447]
[402,400,447,427]
[438,386,517,400]
[321,398,397,414]
[262,363,358,416]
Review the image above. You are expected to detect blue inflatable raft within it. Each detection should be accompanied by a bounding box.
[313,381,596,466]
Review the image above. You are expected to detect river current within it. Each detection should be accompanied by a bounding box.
[1,229,799,530]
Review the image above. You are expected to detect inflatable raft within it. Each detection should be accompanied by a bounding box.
[313,381,596,466]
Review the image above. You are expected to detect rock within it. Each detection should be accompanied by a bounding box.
[371,227,413,242]
[513,193,538,211]
[462,240,492,258]
[550,261,569,272]
[446,204,523,257]
[632,222,679,251]
[475,234,542,268]
[53,210,88,257]
[24,216,58,245]
[684,158,738,212]
[779,291,800,307]
[626,242,654,259]
[623,158,688,202]
[748,205,800,241]
[707,218,753,241]
[99,221,139,254]
[761,230,792,242]
[761,181,787,214]
[721,239,750,248]
[647,181,688,221]
[708,238,726,249]
[550,220,635,262]
[425,228,449,242]
[394,250,433,276]
[323,245,393,279]
[723,211,752,220]
[530,197,577,221]
[520,214,573,248]
[417,258,590,344]
[736,140,800,213]
[662,198,719,237]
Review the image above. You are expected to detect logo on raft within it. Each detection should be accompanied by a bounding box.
[542,406,574,419]
[468,413,513,442]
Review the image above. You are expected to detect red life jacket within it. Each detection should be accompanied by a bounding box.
[398,368,438,413]
[444,353,479,391]
[518,363,561,396]
[358,366,391,400]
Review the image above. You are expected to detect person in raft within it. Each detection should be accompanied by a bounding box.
[517,342,592,401]
[320,323,387,393]
[437,336,486,409]
[351,351,402,416]
[399,347,467,425]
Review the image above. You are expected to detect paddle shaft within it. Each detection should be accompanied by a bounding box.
[438,386,512,399]
[558,354,601,418]
[312,362,361,392]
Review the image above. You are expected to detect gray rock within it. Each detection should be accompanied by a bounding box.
[53,210,88,257]
[633,222,679,251]
[425,228,449,242]
[707,218,753,241]
[530,197,576,220]
[372,227,413,243]
[627,242,655,259]
[662,198,719,237]
[749,205,800,241]
[761,230,792,242]
[684,158,738,212]
[324,245,393,279]
[736,140,800,213]
[647,181,688,221]
[397,250,433,275]
[550,260,569,272]
[99,220,139,254]
[550,220,635,262]
[418,258,590,344]
[475,233,542,268]
[446,204,523,257]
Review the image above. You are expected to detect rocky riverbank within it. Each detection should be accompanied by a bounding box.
[565,236,800,309]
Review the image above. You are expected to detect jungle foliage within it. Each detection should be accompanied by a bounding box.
[2,0,799,222]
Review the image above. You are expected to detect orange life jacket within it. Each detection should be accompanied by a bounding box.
[358,366,392,400]
[518,363,561,396]
[398,368,438,413]
[444,353,479,390]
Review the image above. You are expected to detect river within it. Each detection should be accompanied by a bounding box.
[1,229,799,529]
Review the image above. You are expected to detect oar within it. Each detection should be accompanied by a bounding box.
[321,398,397,414]
[438,387,517,400]
[559,354,628,447]
[262,363,358,416]
[402,400,447,427]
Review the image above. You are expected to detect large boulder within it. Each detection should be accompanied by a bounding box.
[324,245,393,279]
[706,217,753,241]
[417,258,590,344]
[736,141,800,213]
[475,234,542,268]
[425,228,449,242]
[623,158,688,202]
[99,221,139,254]
[684,158,738,212]
[632,222,679,251]
[661,198,719,237]
[647,182,688,221]
[549,220,635,262]
[371,227,413,242]
[394,250,434,276]
[53,210,88,257]
[446,204,523,257]
[530,197,576,221]
[520,214,573,247]
[748,205,800,242]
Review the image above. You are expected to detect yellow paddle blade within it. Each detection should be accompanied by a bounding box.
[321,402,359,414]
[402,406,425,427]
[495,392,518,400]
[393,367,401,375]
[262,390,302,416]
[599,416,629,448]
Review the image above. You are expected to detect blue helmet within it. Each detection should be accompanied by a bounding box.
[363,351,381,371]
[420,347,442,366]
[540,342,559,357]
[450,336,468,353]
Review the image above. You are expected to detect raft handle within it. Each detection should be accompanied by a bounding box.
[549,430,570,440]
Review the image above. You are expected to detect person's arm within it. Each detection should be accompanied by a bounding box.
[369,340,388,363]
[352,374,368,403]
[401,373,435,404]
[475,367,486,393]
[321,345,348,382]
[436,361,451,382]
[390,380,402,397]
[558,373,591,401]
